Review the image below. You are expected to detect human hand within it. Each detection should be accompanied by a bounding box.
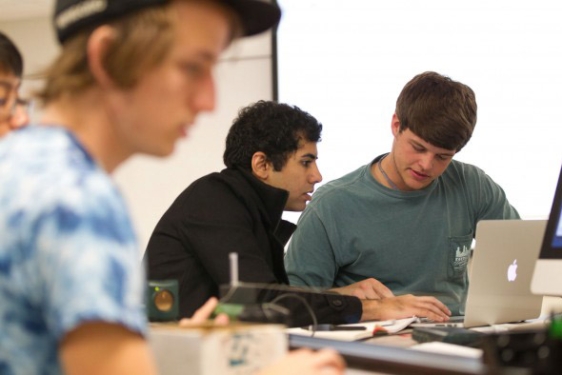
[330,278,394,300]
[257,348,345,375]
[178,297,229,327]
[360,294,451,322]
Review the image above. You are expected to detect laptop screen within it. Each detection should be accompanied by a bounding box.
[537,164,562,259]
[531,163,562,296]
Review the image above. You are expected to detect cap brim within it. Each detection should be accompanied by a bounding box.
[55,0,281,43]
[222,0,281,37]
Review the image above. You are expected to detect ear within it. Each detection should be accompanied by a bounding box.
[251,151,271,181]
[391,113,401,136]
[87,26,118,89]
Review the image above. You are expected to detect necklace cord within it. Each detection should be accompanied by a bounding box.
[378,156,400,190]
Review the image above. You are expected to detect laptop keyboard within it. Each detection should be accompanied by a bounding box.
[413,316,465,326]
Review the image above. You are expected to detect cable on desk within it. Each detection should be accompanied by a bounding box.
[269,293,318,337]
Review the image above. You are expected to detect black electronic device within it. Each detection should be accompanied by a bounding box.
[217,282,321,326]
[412,326,486,347]
[531,163,562,296]
[219,282,317,304]
[147,279,179,322]
[212,299,291,325]
[482,328,562,375]
[217,282,339,327]
[237,303,291,325]
[217,253,327,327]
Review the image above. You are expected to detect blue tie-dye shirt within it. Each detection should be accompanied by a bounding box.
[0,126,147,375]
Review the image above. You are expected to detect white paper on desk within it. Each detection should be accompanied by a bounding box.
[286,317,417,341]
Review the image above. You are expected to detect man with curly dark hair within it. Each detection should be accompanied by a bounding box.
[145,100,451,326]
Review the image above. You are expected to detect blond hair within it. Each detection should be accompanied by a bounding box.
[37,6,173,104]
[37,0,241,105]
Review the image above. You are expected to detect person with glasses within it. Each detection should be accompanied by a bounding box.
[0,1,344,375]
[0,31,29,137]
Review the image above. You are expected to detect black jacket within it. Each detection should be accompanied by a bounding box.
[145,167,362,326]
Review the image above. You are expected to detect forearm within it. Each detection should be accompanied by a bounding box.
[359,299,405,321]
[60,323,158,375]
[359,295,451,322]
[359,299,385,321]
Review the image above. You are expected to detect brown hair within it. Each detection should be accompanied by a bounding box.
[395,71,477,152]
[0,32,23,78]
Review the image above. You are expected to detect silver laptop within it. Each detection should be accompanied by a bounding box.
[413,219,545,328]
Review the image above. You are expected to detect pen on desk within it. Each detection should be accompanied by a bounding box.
[302,324,367,331]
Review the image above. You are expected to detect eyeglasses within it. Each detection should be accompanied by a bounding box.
[0,81,33,122]
[14,97,32,111]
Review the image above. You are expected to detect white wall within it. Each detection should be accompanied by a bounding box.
[1,17,274,255]
[0,17,58,117]
[277,0,562,224]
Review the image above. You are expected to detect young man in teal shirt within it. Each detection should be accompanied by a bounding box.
[285,71,519,316]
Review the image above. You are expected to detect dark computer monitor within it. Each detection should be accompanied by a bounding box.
[531,163,562,296]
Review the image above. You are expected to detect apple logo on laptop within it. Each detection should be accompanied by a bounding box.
[507,259,518,282]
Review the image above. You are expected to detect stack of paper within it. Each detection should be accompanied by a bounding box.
[286,317,417,341]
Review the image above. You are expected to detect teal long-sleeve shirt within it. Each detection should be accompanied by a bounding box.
[284,155,520,315]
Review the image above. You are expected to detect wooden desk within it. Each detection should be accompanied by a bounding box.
[288,301,562,375]
[289,331,534,375]
[290,334,485,375]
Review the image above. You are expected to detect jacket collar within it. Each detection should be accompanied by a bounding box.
[237,167,288,225]
[222,167,296,242]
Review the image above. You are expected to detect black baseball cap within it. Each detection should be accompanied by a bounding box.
[54,0,281,44]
